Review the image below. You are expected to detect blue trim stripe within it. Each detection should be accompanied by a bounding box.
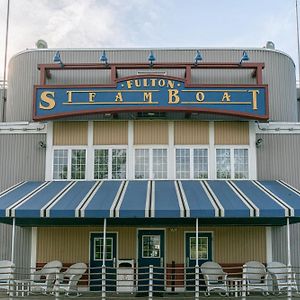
[233,181,285,217]
[206,181,250,217]
[14,181,70,217]
[84,181,122,218]
[0,182,44,217]
[259,181,300,215]
[49,181,96,218]
[180,181,216,217]
[119,181,148,218]
[154,181,181,218]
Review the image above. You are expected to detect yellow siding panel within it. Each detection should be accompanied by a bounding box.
[174,121,209,145]
[214,122,249,145]
[134,121,168,145]
[93,121,128,145]
[53,122,88,145]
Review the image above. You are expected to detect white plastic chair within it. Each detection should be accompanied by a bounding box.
[30,260,62,294]
[0,260,15,294]
[201,261,229,296]
[243,261,269,295]
[267,261,298,294]
[54,262,87,297]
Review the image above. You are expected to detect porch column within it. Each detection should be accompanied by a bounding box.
[195,218,199,300]
[287,217,292,299]
[102,218,107,300]
[11,217,15,263]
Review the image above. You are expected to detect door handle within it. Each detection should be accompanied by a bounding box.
[160,257,164,268]
[186,257,189,268]
[113,257,116,268]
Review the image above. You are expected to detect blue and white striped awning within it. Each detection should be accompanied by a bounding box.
[1,180,300,220]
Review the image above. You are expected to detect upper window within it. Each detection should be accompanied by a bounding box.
[176,148,208,179]
[216,148,248,179]
[135,148,167,179]
[53,149,86,180]
[94,148,127,180]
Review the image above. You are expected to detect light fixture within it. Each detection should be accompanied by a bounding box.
[53,51,64,67]
[255,138,263,148]
[100,50,108,65]
[239,50,249,65]
[148,50,156,67]
[39,141,46,149]
[194,50,203,65]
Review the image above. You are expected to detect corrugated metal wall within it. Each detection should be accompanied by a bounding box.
[257,133,300,266]
[37,226,266,265]
[7,48,296,122]
[0,133,46,277]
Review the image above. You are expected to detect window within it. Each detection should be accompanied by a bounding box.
[216,148,249,179]
[71,149,86,179]
[234,149,249,179]
[94,148,127,180]
[135,148,168,179]
[53,149,86,180]
[53,149,68,179]
[216,149,231,179]
[94,237,113,260]
[94,149,109,179]
[142,235,160,258]
[190,237,208,260]
[176,148,208,179]
[194,149,208,179]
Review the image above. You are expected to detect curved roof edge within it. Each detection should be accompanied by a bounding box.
[9,47,295,67]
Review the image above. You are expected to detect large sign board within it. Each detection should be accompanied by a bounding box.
[33,77,268,120]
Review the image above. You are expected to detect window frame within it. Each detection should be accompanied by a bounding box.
[133,145,168,180]
[93,145,128,180]
[52,146,87,180]
[215,145,249,180]
[174,146,209,180]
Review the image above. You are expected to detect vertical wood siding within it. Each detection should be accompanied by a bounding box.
[134,121,168,145]
[174,121,209,145]
[37,226,266,265]
[214,122,249,145]
[93,121,128,145]
[53,121,88,145]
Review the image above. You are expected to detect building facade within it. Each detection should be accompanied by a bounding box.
[0,46,300,293]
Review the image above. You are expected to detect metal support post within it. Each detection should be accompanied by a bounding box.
[287,217,292,300]
[195,218,199,300]
[102,218,107,300]
[149,265,153,300]
[9,217,15,297]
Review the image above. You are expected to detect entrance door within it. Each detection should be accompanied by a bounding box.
[90,232,117,291]
[185,232,212,290]
[138,229,165,293]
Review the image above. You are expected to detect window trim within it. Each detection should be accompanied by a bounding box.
[133,146,169,180]
[215,145,249,180]
[174,146,209,180]
[52,146,87,180]
[93,145,128,180]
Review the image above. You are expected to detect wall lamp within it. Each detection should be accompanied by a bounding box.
[100,50,108,66]
[194,50,203,65]
[256,138,263,148]
[239,50,249,65]
[39,141,46,149]
[148,50,156,67]
[53,51,64,67]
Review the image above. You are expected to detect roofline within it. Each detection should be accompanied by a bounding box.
[10,47,295,67]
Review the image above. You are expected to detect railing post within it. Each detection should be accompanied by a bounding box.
[195,264,200,300]
[287,217,292,300]
[54,272,60,300]
[149,265,153,300]
[102,265,106,300]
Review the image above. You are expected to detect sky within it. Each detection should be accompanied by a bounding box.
[0,0,299,80]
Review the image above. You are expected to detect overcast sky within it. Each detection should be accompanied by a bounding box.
[0,0,299,79]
